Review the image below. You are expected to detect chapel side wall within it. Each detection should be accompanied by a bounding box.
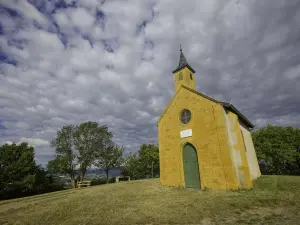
[212,105,239,190]
[239,122,261,180]
[222,108,240,186]
[158,88,238,189]
[227,112,253,188]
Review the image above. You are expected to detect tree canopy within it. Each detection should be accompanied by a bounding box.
[252,125,300,175]
[0,142,59,199]
[48,121,121,186]
[121,144,159,179]
[48,124,77,187]
[94,141,124,183]
[73,122,113,181]
[0,142,36,195]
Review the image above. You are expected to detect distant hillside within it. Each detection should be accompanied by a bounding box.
[1,176,300,225]
[51,167,122,177]
[52,168,122,188]
[81,168,122,176]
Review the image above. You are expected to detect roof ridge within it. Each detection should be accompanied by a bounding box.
[181,85,219,103]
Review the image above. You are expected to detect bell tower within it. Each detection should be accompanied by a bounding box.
[172,46,196,92]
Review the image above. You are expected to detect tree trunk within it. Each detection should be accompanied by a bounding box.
[80,166,87,181]
[69,168,76,188]
[151,161,154,178]
[70,175,76,188]
[106,168,109,183]
[81,171,86,182]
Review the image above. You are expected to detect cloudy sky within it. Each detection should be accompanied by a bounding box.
[1,0,300,166]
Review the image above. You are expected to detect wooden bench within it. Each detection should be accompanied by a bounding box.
[115,176,130,183]
[77,180,91,188]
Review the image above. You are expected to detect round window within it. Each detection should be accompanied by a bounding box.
[180,109,191,124]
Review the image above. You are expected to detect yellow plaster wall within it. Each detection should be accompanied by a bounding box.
[239,122,261,180]
[226,112,253,188]
[158,87,239,190]
[173,68,196,91]
[222,108,240,187]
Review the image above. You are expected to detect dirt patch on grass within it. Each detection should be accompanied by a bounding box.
[245,207,284,217]
[200,218,213,225]
[220,207,287,225]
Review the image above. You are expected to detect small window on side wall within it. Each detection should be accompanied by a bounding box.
[178,72,183,80]
[190,73,193,80]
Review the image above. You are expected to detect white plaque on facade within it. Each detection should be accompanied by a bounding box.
[180,129,192,138]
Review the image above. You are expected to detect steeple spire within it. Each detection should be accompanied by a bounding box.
[172,46,195,73]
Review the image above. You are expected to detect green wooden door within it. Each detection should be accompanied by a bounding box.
[183,144,200,188]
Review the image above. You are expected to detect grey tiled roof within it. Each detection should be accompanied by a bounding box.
[220,101,255,129]
[172,49,196,73]
[181,86,255,129]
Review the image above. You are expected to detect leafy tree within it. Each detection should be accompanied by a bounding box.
[73,121,113,181]
[48,125,77,188]
[138,144,160,178]
[34,165,48,193]
[48,122,114,186]
[0,143,37,199]
[121,152,143,180]
[94,140,124,183]
[121,144,160,180]
[252,125,300,175]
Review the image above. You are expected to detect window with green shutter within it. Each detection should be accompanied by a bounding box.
[178,72,183,80]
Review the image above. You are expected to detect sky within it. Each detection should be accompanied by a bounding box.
[1,0,300,166]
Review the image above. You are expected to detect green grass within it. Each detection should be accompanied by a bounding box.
[0,175,300,225]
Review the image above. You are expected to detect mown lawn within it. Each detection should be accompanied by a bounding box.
[0,175,299,225]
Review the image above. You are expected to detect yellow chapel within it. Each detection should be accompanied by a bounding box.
[157,47,261,190]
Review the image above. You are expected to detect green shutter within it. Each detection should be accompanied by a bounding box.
[178,72,183,80]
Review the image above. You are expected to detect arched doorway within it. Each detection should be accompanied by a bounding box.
[183,143,200,188]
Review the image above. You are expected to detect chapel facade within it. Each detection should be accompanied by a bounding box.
[157,48,261,190]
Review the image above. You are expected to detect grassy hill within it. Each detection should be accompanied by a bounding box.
[0,176,299,225]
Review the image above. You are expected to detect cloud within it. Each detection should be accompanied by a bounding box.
[16,137,50,147]
[0,137,52,164]
[0,141,13,145]
[0,0,300,166]
[0,137,49,148]
[1,0,49,26]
